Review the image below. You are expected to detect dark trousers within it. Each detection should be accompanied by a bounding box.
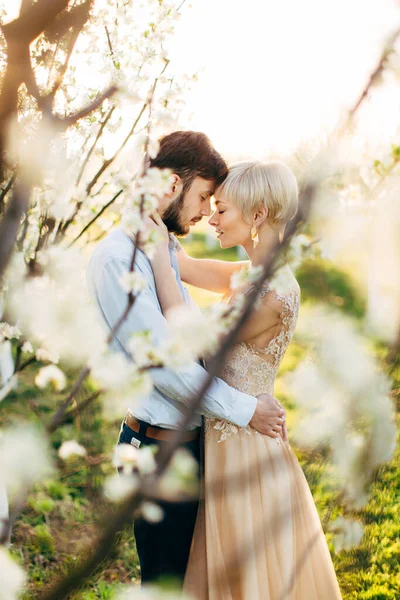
[118,421,200,587]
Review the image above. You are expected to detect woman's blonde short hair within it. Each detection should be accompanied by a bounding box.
[217,161,298,226]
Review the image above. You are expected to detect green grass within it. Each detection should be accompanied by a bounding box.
[3,234,399,599]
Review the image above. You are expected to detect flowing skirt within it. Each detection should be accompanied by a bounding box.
[184,424,342,600]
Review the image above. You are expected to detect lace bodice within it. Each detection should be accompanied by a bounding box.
[206,280,300,442]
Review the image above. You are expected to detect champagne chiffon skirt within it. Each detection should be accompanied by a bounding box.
[184,424,343,600]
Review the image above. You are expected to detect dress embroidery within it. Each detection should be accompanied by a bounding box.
[206,280,300,443]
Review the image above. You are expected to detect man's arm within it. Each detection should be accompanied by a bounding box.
[88,254,257,427]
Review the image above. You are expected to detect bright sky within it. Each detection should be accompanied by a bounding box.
[168,0,400,159]
[4,0,400,159]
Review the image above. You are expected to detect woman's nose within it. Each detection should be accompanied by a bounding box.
[208,212,218,227]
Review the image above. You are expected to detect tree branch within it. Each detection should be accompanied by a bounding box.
[76,104,116,186]
[2,0,70,46]
[55,85,118,129]
[47,0,93,101]
[85,101,147,195]
[0,183,30,279]
[0,173,16,214]
[68,189,123,247]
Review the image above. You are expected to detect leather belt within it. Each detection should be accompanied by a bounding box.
[124,413,200,443]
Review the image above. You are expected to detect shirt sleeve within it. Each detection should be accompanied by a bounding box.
[89,255,257,427]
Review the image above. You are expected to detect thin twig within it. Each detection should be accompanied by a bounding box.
[55,85,118,129]
[346,26,400,128]
[47,0,93,101]
[76,105,116,186]
[0,173,16,213]
[85,101,147,195]
[47,366,91,433]
[68,189,122,247]
[63,389,104,422]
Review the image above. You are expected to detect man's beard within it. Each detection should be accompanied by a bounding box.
[162,190,189,236]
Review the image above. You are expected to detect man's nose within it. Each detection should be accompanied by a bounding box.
[201,199,211,217]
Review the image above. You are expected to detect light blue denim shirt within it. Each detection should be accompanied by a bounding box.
[86,227,257,430]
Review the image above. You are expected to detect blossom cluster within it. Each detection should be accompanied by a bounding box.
[286,307,396,509]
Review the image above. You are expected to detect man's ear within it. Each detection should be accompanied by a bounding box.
[253,205,269,228]
[167,174,183,199]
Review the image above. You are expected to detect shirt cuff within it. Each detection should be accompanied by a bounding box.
[230,392,258,427]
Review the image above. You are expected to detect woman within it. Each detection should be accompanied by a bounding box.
[150,161,342,599]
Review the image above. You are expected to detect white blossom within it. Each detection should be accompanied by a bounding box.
[113,440,157,476]
[21,341,33,354]
[0,323,21,341]
[160,305,212,368]
[113,443,139,474]
[58,440,87,461]
[128,331,164,368]
[169,448,198,480]
[147,138,160,160]
[119,271,147,294]
[230,264,263,292]
[0,341,14,392]
[330,517,364,553]
[0,425,53,499]
[35,365,66,392]
[132,189,159,216]
[0,548,26,600]
[286,307,396,507]
[35,348,60,364]
[121,210,144,237]
[8,249,107,367]
[136,445,157,475]
[139,228,163,260]
[104,473,138,503]
[158,448,199,500]
[269,264,295,295]
[140,501,164,523]
[137,168,173,198]
[90,352,135,390]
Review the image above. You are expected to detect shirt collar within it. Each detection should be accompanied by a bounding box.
[168,234,181,252]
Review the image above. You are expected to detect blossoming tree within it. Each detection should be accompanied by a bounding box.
[0,1,398,599]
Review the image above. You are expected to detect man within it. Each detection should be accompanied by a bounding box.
[87,131,286,588]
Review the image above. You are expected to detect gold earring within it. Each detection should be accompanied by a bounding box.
[251,225,259,248]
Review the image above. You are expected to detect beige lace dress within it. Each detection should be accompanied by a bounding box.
[184,278,342,600]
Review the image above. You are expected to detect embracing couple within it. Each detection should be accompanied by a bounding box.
[87,131,342,599]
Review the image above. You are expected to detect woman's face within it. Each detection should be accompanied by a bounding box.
[208,190,251,249]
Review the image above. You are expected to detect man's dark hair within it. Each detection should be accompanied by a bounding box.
[149,130,228,193]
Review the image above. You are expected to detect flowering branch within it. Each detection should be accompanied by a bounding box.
[0,183,30,279]
[85,100,147,195]
[75,105,116,186]
[346,26,400,127]
[68,189,123,247]
[0,173,16,215]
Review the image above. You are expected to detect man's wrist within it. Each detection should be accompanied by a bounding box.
[232,393,258,427]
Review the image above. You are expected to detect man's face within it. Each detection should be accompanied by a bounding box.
[162,176,215,235]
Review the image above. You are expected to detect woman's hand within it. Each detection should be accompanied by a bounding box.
[145,212,186,315]
[146,212,170,266]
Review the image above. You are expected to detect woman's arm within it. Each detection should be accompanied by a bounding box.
[149,214,186,317]
[177,244,249,294]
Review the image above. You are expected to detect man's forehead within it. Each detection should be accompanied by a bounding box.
[193,177,215,194]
